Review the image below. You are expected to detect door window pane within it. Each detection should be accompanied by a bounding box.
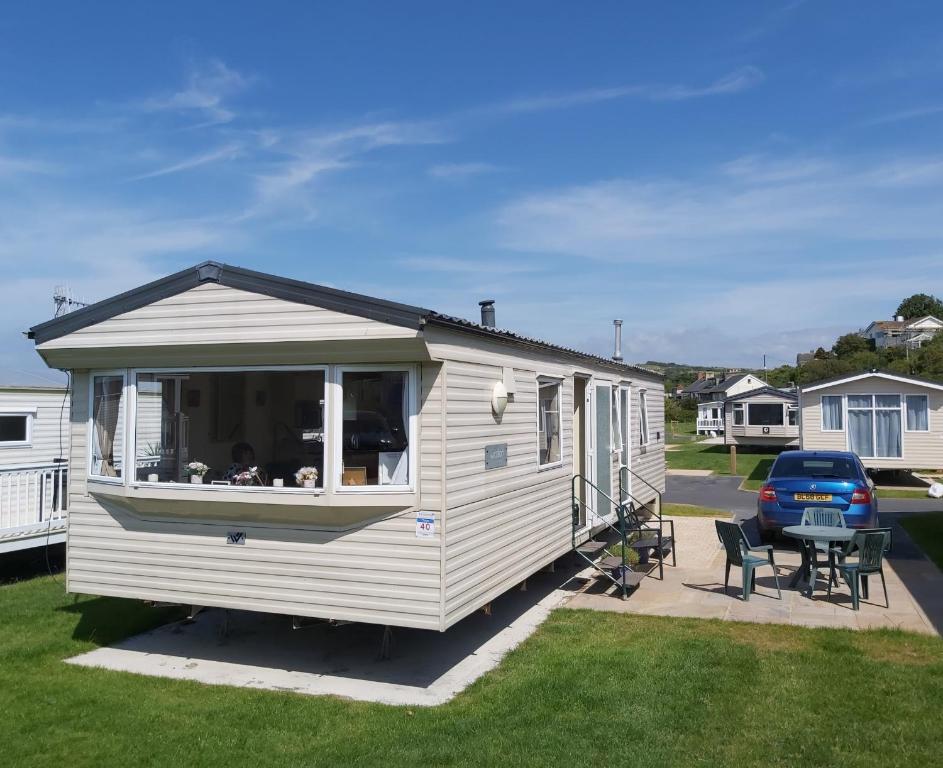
[906,395,929,431]
[848,408,874,458]
[619,388,629,467]
[875,409,902,458]
[92,375,125,478]
[538,381,562,466]
[638,391,649,445]
[341,371,409,486]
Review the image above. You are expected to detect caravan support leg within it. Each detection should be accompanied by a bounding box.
[378,626,394,661]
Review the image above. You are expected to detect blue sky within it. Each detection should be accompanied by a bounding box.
[2,1,943,382]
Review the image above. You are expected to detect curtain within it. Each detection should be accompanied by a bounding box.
[848,409,873,457]
[94,386,121,477]
[822,396,842,430]
[875,409,902,457]
[907,396,929,431]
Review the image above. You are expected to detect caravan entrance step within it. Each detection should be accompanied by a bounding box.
[599,555,628,570]
[628,536,673,551]
[576,540,608,556]
[612,571,644,589]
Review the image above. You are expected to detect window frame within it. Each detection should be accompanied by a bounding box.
[638,389,650,447]
[87,370,128,484]
[820,395,844,432]
[904,394,930,433]
[536,375,564,470]
[787,406,798,427]
[732,403,744,426]
[0,410,34,448]
[618,384,631,468]
[333,364,418,493]
[845,393,904,459]
[125,365,331,494]
[746,402,785,427]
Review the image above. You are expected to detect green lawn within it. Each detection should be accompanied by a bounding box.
[878,488,943,500]
[662,502,730,517]
[3,577,943,767]
[666,441,779,491]
[900,513,943,570]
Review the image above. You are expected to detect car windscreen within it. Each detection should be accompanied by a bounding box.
[770,455,859,480]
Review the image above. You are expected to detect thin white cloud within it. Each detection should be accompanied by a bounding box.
[139,58,252,125]
[864,104,943,126]
[396,255,540,275]
[130,143,242,181]
[0,154,57,177]
[427,161,500,180]
[466,66,764,119]
[651,66,765,101]
[496,153,943,261]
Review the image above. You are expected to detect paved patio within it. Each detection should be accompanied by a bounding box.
[568,515,943,635]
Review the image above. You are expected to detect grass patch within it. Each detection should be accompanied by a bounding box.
[666,441,779,483]
[900,513,943,570]
[662,502,730,518]
[3,578,943,767]
[878,488,943,500]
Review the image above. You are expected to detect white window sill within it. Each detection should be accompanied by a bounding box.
[538,461,564,472]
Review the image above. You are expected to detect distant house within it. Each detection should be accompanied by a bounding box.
[799,371,943,472]
[861,315,943,350]
[692,372,766,435]
[796,351,815,366]
[723,387,799,448]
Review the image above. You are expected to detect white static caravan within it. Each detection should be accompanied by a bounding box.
[723,387,799,449]
[0,382,69,553]
[28,262,665,631]
[799,371,943,472]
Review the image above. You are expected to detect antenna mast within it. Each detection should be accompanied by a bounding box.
[53,286,89,317]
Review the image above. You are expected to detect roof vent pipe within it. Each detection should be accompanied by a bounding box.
[479,299,496,328]
[612,319,623,361]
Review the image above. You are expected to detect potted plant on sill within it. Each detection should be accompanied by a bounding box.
[185,461,210,484]
[295,466,319,489]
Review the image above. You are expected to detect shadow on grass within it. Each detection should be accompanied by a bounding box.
[59,595,186,647]
[746,459,774,485]
[0,543,65,585]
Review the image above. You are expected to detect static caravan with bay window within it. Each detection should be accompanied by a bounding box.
[28,262,665,631]
[723,387,799,449]
[799,371,943,471]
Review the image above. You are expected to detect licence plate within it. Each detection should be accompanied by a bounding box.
[795,493,832,502]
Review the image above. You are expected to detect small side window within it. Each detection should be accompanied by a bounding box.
[0,414,30,445]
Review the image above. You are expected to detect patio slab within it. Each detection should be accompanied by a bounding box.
[567,516,943,635]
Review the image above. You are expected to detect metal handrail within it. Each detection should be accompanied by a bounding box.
[571,473,634,598]
[621,465,663,520]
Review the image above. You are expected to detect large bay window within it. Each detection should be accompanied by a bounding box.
[89,365,417,494]
[747,403,784,426]
[133,369,326,488]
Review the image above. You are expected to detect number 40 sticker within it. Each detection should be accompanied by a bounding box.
[416,513,435,538]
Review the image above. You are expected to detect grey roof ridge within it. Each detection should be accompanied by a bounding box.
[28,261,662,380]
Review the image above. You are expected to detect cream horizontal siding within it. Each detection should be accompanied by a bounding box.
[442,358,575,627]
[800,377,943,470]
[419,363,443,513]
[432,324,666,628]
[0,388,69,467]
[66,368,443,630]
[38,283,419,349]
[66,496,442,629]
[629,383,666,505]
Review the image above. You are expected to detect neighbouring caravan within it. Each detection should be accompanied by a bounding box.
[0,381,69,553]
[724,387,799,449]
[28,262,665,631]
[799,371,943,472]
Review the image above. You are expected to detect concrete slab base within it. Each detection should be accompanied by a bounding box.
[66,558,583,707]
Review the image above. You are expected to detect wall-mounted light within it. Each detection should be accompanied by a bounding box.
[492,381,509,418]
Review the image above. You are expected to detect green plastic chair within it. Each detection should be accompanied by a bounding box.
[716,520,782,602]
[827,529,891,611]
[801,506,846,588]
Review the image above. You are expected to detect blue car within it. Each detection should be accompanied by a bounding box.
[757,450,879,533]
